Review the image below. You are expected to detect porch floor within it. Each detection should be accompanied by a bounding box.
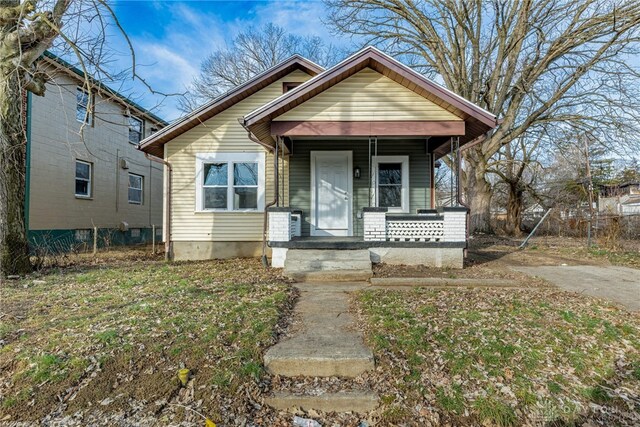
[269,236,466,249]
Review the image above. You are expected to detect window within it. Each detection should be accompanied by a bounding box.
[128,173,143,204]
[373,156,409,212]
[128,116,143,144]
[283,82,302,93]
[75,229,91,242]
[196,153,265,212]
[75,160,92,198]
[76,88,92,125]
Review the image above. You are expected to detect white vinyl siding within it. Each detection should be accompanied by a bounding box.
[166,69,310,242]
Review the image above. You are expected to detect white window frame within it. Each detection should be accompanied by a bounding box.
[75,160,92,198]
[128,173,143,205]
[128,116,143,145]
[372,155,409,213]
[195,152,265,212]
[76,87,93,125]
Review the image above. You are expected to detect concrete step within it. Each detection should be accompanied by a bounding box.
[286,249,371,262]
[284,249,373,282]
[264,334,375,377]
[265,390,379,414]
[287,270,373,282]
[286,260,372,272]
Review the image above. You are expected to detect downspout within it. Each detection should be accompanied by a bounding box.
[144,152,172,260]
[239,122,278,268]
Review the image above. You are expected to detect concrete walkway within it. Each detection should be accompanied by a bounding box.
[263,282,378,413]
[512,265,640,311]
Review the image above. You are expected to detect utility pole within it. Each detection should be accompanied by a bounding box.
[583,135,594,247]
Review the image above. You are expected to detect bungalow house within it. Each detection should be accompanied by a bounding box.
[139,47,498,272]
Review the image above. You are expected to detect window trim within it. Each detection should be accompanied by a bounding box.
[75,159,92,198]
[127,116,143,145]
[195,152,265,212]
[372,155,409,213]
[128,173,144,205]
[76,87,93,126]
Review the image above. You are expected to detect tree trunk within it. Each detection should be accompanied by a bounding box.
[504,183,524,236]
[463,148,493,233]
[0,70,31,276]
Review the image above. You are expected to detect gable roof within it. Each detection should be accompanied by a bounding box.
[241,46,498,148]
[138,55,324,158]
[42,51,168,127]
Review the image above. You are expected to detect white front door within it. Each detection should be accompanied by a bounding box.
[311,151,353,236]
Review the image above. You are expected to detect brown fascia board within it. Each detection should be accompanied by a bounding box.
[138,55,324,156]
[243,46,499,130]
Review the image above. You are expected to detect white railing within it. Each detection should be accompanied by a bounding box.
[363,207,467,243]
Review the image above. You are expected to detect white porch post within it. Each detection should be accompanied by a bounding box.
[268,208,292,242]
[363,207,388,241]
[443,207,468,242]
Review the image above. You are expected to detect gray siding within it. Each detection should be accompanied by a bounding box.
[289,138,432,237]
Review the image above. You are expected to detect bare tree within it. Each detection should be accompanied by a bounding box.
[180,23,341,112]
[0,0,161,276]
[326,0,640,232]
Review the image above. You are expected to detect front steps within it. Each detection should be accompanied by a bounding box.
[283,249,373,282]
[263,282,378,415]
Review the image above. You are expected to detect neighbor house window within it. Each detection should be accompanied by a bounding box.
[128,116,143,144]
[75,229,91,242]
[196,153,265,212]
[128,173,143,204]
[75,160,92,198]
[76,88,92,125]
[373,156,409,212]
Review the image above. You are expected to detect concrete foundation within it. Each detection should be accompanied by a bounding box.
[271,247,288,268]
[172,241,266,260]
[369,247,464,268]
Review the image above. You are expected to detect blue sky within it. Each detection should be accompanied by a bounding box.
[107,1,346,122]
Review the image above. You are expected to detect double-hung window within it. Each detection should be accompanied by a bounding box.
[372,156,409,213]
[76,88,92,125]
[75,160,92,198]
[128,116,143,144]
[196,153,265,212]
[128,173,143,204]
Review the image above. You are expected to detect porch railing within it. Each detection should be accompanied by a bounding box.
[267,206,468,243]
[362,207,467,243]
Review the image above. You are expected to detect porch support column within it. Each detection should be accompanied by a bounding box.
[363,207,387,242]
[267,207,293,242]
[443,207,468,242]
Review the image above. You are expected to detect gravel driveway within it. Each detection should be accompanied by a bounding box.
[512,265,640,311]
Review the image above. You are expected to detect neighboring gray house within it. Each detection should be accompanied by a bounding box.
[26,52,169,252]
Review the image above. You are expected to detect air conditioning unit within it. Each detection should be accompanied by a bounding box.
[120,159,130,169]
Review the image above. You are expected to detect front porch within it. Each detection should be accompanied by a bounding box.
[268,206,468,268]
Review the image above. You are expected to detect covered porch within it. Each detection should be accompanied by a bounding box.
[240,47,498,268]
